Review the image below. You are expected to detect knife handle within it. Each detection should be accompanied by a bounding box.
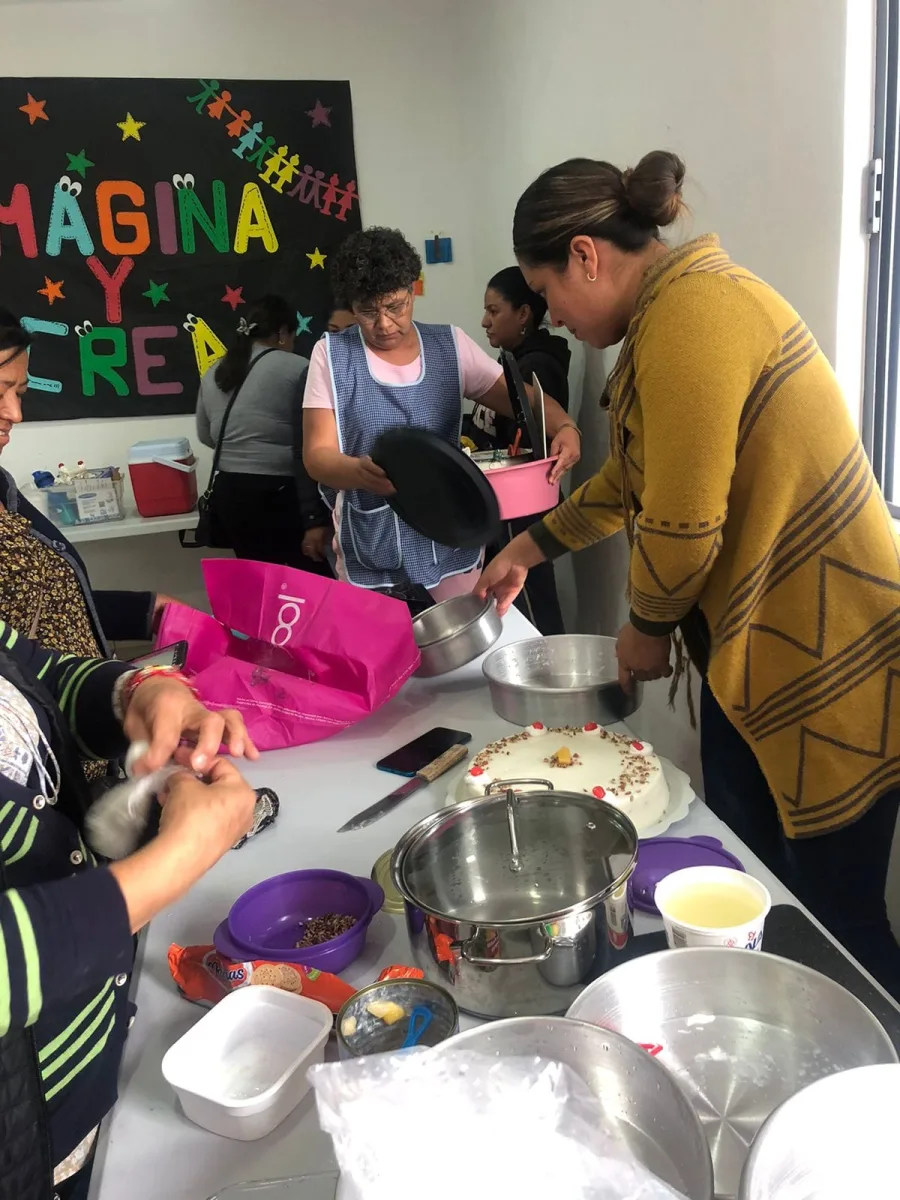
[416,743,468,783]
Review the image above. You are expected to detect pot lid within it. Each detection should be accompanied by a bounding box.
[371,427,501,550]
[393,788,637,926]
[630,836,745,914]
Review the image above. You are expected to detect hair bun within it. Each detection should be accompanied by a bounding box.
[623,151,685,227]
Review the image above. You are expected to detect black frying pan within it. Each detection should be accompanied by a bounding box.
[372,426,501,550]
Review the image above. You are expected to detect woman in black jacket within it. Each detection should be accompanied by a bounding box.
[0,623,256,1200]
[464,267,572,634]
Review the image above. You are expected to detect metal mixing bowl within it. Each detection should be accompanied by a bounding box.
[482,634,642,726]
[432,1016,714,1200]
[567,947,898,1199]
[412,594,501,677]
[739,1063,900,1199]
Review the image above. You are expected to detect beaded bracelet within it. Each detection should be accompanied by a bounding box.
[555,420,582,438]
[113,666,198,721]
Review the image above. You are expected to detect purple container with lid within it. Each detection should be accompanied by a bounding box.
[630,836,745,915]
[224,869,385,973]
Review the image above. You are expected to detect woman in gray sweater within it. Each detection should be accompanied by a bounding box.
[195,296,333,573]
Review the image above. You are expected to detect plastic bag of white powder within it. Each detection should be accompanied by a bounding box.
[309,1049,687,1200]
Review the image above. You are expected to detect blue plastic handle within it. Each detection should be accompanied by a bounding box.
[401,1005,434,1049]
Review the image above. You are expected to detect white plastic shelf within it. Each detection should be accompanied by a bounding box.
[63,509,199,544]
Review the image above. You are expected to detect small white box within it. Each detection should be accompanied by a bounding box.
[162,985,331,1141]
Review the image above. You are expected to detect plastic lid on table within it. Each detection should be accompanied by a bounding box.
[630,835,746,915]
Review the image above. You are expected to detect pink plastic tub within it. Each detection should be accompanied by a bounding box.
[483,456,560,520]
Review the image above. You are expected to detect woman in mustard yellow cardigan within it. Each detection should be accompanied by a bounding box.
[478,152,900,996]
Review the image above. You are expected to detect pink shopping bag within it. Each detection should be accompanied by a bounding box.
[155,559,420,751]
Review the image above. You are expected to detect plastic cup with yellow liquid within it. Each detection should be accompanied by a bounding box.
[654,865,772,951]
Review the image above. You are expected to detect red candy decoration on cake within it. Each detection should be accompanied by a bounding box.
[469,765,484,777]
[592,786,606,799]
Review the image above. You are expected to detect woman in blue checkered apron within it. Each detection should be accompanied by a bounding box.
[303,228,581,611]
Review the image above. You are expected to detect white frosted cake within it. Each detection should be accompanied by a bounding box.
[455,722,669,832]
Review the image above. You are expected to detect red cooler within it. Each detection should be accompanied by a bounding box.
[128,437,198,518]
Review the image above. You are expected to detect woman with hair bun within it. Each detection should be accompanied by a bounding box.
[195,295,333,573]
[464,265,571,634]
[477,151,900,996]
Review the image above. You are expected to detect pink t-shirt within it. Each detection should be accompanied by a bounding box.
[302,325,503,409]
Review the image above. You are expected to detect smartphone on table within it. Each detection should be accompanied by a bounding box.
[128,641,189,669]
[377,727,472,778]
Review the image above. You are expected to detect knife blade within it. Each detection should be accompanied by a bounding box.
[337,743,469,833]
[532,371,548,459]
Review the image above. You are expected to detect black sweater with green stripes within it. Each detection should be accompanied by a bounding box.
[0,621,134,1198]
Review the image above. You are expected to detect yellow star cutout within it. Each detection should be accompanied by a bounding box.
[306,247,327,270]
[117,112,146,142]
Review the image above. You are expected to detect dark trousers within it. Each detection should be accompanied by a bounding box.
[488,516,565,636]
[214,472,333,577]
[700,680,900,999]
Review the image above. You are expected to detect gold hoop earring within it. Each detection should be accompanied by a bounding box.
[587,272,597,283]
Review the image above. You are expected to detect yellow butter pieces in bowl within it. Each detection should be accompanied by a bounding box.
[365,1000,407,1026]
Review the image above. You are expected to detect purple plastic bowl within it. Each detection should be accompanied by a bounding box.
[226,870,385,973]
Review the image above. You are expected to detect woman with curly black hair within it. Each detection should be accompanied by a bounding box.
[303,227,580,603]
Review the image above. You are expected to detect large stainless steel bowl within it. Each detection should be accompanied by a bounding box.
[740,1063,900,1199]
[567,948,898,1200]
[433,1016,714,1200]
[483,634,642,726]
[412,594,501,677]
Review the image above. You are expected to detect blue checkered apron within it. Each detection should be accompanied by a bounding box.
[322,323,482,591]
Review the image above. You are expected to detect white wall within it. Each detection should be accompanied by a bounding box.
[0,0,484,601]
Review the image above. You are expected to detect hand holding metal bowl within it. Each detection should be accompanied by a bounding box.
[482,634,643,727]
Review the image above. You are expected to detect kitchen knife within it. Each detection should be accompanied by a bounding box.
[532,371,548,457]
[337,743,468,833]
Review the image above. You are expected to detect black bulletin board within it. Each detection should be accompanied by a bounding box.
[0,78,362,419]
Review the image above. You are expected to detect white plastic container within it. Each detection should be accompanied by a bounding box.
[653,865,772,951]
[161,985,332,1140]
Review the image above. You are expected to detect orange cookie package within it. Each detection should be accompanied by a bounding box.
[169,944,424,1013]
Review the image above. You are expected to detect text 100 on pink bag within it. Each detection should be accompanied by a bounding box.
[154,559,420,751]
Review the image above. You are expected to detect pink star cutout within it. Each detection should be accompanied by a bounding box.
[222,285,245,312]
[306,99,332,128]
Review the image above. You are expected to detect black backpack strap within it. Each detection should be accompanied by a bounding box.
[181,347,281,549]
[205,347,280,486]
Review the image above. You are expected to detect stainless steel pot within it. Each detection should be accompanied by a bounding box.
[433,1017,714,1200]
[391,781,638,1019]
[412,594,501,678]
[567,947,899,1200]
[483,634,642,726]
[740,1063,900,1199]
